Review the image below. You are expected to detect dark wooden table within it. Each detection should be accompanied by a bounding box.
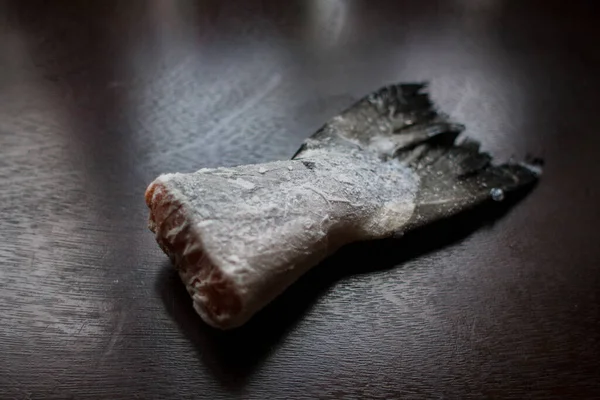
[1,1,599,398]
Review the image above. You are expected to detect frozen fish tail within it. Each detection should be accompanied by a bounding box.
[146,83,541,329]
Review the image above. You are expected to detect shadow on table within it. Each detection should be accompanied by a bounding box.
[155,186,535,391]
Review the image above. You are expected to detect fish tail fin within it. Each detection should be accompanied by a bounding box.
[296,81,542,229]
[399,137,543,229]
[366,84,544,228]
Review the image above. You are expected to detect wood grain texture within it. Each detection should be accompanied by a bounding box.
[1,1,599,398]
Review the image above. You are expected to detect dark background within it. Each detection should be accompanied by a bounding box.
[1,1,599,398]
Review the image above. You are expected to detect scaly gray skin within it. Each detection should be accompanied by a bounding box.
[146,83,541,329]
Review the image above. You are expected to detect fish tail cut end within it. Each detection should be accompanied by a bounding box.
[146,178,244,330]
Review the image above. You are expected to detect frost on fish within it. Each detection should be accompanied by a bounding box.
[146,83,541,329]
